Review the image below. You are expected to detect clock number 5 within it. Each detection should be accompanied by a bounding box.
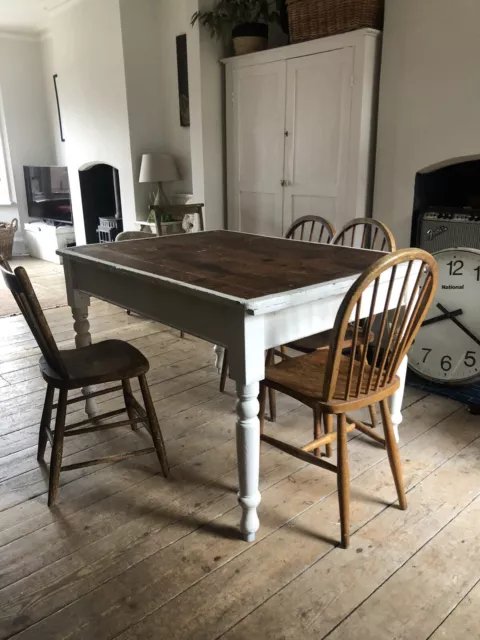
[465,351,477,367]
[446,260,463,276]
[441,355,452,371]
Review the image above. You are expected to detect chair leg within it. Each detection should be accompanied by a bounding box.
[324,413,333,458]
[268,388,277,423]
[38,384,55,462]
[337,413,350,549]
[265,349,277,423]
[138,374,170,478]
[122,379,138,431]
[313,406,322,458]
[220,350,229,393]
[380,399,407,510]
[259,382,267,437]
[180,331,185,339]
[368,404,378,428]
[48,388,68,507]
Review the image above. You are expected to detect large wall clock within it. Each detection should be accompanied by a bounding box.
[409,247,480,384]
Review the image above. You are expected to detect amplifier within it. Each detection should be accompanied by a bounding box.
[416,210,480,253]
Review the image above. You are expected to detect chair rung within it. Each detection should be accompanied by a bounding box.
[302,433,336,452]
[52,385,123,409]
[65,408,126,431]
[46,426,54,447]
[64,416,145,438]
[60,447,156,472]
[347,416,385,445]
[261,434,337,473]
[129,395,149,430]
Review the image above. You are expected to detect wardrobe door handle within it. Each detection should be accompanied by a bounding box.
[280,179,287,187]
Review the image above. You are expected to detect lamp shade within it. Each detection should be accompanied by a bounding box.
[139,153,179,183]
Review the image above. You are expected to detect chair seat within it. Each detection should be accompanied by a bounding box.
[265,349,399,412]
[40,340,149,389]
[286,327,375,354]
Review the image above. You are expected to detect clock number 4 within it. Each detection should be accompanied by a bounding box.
[446,260,463,276]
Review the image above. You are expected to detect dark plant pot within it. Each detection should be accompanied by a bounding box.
[232,23,268,55]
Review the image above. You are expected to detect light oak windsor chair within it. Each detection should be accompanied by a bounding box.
[259,248,438,548]
[280,218,397,433]
[0,258,169,507]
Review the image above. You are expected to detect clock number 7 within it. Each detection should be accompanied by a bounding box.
[421,348,432,363]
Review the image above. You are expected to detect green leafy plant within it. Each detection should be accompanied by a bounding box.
[191,0,280,39]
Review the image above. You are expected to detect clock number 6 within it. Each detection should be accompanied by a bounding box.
[465,351,476,367]
[441,355,452,371]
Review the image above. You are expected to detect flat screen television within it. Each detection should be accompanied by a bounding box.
[24,165,73,225]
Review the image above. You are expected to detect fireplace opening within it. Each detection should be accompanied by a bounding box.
[412,157,480,250]
[79,163,123,244]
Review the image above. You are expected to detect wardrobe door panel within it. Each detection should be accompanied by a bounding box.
[233,61,286,236]
[283,47,354,232]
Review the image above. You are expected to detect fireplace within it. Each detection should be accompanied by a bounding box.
[412,158,480,251]
[79,163,123,244]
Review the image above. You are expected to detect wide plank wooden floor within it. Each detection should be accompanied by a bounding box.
[0,258,479,640]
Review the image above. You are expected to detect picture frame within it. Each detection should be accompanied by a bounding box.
[176,34,190,127]
[53,74,66,142]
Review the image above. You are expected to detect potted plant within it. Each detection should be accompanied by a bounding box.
[191,0,280,56]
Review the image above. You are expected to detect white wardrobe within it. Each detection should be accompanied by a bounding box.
[223,28,381,237]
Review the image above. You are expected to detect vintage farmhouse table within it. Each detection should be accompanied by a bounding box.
[58,231,409,542]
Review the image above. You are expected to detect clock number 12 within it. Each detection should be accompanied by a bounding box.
[446,260,464,276]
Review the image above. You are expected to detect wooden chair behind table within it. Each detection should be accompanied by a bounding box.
[219,215,336,409]
[279,218,397,431]
[154,203,205,339]
[260,248,438,548]
[0,257,169,507]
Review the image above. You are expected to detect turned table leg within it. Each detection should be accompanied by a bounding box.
[213,345,225,375]
[235,381,261,542]
[71,294,98,418]
[390,354,408,443]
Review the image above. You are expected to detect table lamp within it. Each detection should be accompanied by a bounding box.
[139,153,179,205]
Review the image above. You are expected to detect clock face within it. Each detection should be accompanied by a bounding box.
[409,247,480,384]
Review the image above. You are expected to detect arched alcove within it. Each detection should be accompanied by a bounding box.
[411,155,480,245]
[78,162,122,244]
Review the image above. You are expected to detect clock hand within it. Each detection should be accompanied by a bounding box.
[436,303,480,349]
[422,308,463,327]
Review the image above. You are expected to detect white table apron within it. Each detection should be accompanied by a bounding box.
[62,256,409,543]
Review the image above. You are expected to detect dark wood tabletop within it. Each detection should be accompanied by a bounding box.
[62,231,385,300]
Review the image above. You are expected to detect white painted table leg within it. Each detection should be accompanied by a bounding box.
[390,354,408,443]
[236,381,261,542]
[71,297,98,418]
[213,345,225,374]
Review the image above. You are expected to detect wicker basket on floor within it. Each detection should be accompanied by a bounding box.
[0,218,18,260]
[286,0,384,43]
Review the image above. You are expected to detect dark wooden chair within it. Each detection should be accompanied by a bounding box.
[259,248,438,548]
[0,257,169,507]
[219,214,336,413]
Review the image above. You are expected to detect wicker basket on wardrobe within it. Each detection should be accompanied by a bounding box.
[286,0,384,43]
[0,218,18,260]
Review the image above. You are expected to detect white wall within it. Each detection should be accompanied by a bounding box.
[45,0,135,245]
[120,0,166,218]
[156,0,193,195]
[373,0,480,247]
[0,33,55,253]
